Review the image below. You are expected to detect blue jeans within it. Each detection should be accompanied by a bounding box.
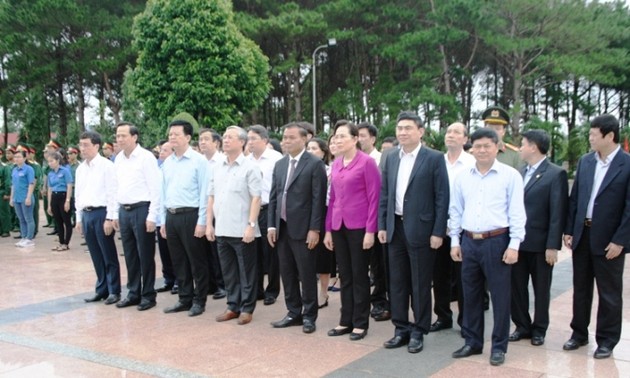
[14,199,35,239]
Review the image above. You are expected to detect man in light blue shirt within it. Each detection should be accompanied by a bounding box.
[449,127,526,367]
[160,118,210,317]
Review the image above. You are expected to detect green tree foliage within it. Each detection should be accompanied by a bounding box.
[128,0,271,136]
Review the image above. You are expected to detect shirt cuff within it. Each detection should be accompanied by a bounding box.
[450,235,460,248]
[508,239,521,251]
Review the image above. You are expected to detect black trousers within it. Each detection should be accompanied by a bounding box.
[156,226,176,287]
[256,206,280,299]
[119,203,156,302]
[511,250,553,337]
[570,227,625,348]
[332,225,370,330]
[165,210,209,306]
[432,235,453,323]
[461,233,511,353]
[369,237,389,311]
[50,192,73,245]
[388,217,436,339]
[217,236,258,314]
[83,208,120,296]
[277,221,318,321]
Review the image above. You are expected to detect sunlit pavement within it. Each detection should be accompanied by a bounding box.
[0,215,629,377]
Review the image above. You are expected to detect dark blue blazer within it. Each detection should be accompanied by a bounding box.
[519,159,568,252]
[565,149,630,254]
[378,146,449,248]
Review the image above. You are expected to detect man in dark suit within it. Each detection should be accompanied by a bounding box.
[378,111,449,354]
[563,114,630,359]
[509,129,568,346]
[268,123,327,334]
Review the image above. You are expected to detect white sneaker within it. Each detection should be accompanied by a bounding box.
[22,239,35,247]
[15,238,26,247]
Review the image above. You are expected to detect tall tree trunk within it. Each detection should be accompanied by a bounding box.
[103,73,121,124]
[76,74,85,131]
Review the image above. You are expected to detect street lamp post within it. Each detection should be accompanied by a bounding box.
[312,38,336,131]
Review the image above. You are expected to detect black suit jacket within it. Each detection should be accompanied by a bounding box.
[565,149,630,254]
[378,146,449,248]
[519,159,568,252]
[268,152,327,240]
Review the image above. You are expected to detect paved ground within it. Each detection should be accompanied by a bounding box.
[0,220,629,377]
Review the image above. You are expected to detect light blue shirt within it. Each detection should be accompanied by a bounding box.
[449,159,526,250]
[160,146,209,225]
[47,165,73,192]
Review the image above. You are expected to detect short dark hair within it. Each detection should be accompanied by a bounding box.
[382,136,396,144]
[521,129,550,155]
[80,131,102,148]
[169,120,194,137]
[248,124,269,141]
[396,111,423,128]
[357,122,378,138]
[470,128,499,145]
[297,121,315,136]
[283,122,308,138]
[591,114,619,143]
[268,138,282,153]
[116,122,139,138]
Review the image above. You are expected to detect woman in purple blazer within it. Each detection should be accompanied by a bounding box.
[324,121,381,341]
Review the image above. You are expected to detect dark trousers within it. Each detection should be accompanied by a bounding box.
[0,197,11,234]
[217,236,258,314]
[370,237,389,311]
[50,192,73,245]
[432,235,453,323]
[389,217,436,339]
[332,225,370,330]
[119,203,156,302]
[256,206,279,299]
[571,228,625,348]
[204,237,225,293]
[83,208,120,296]
[165,210,209,306]
[156,226,176,287]
[277,221,318,321]
[461,233,511,353]
[453,261,465,327]
[511,250,553,337]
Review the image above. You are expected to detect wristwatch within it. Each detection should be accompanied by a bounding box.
[248,221,256,228]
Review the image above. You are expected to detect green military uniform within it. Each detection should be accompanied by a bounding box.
[0,157,11,237]
[30,159,42,236]
[497,142,522,169]
[482,105,523,169]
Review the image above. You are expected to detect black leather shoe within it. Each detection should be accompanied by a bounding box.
[263,297,276,306]
[383,335,409,349]
[137,300,156,311]
[452,345,483,358]
[489,352,505,366]
[373,310,391,322]
[271,315,303,328]
[430,319,453,332]
[46,230,58,235]
[212,289,227,300]
[407,338,423,353]
[116,297,140,308]
[563,338,588,351]
[84,293,107,303]
[508,330,532,342]
[327,327,352,337]
[188,304,205,317]
[155,284,173,293]
[104,294,120,305]
[302,319,316,334]
[594,346,613,359]
[349,329,367,341]
[170,286,179,295]
[531,336,545,346]
[164,301,192,313]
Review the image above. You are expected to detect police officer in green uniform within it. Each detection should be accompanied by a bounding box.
[0,147,12,237]
[482,106,522,169]
[4,145,20,233]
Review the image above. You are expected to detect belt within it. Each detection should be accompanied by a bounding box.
[464,227,508,240]
[83,206,105,212]
[51,191,67,195]
[584,218,592,227]
[261,204,268,210]
[121,201,150,211]
[167,207,197,215]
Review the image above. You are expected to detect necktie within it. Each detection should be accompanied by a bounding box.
[281,159,297,221]
[524,165,534,186]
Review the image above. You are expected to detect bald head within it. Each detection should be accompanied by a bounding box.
[445,122,468,153]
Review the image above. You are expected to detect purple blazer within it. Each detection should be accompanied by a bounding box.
[326,150,381,233]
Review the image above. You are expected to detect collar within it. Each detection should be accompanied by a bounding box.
[528,156,546,171]
[399,143,422,159]
[289,149,306,163]
[596,145,620,166]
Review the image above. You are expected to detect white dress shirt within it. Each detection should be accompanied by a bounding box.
[75,154,118,223]
[248,148,282,205]
[444,150,476,190]
[113,144,162,223]
[395,143,421,215]
[587,145,620,218]
[449,159,526,250]
[369,148,382,166]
